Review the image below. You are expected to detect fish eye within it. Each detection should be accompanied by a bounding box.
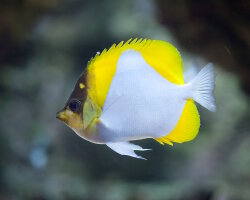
[68,99,81,112]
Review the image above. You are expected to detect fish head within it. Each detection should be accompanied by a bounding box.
[56,99,84,130]
[56,70,87,132]
[56,70,101,135]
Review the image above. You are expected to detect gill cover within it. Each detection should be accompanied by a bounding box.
[83,96,102,129]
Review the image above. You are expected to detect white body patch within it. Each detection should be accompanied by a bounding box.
[96,50,187,143]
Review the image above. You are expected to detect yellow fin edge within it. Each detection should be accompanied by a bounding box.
[155,100,200,146]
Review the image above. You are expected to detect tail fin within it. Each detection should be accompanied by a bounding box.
[189,63,216,112]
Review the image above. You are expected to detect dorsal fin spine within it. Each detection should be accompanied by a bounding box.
[130,38,138,45]
[124,38,132,47]
[140,39,147,48]
[109,43,116,51]
[100,48,107,56]
[116,41,124,49]
[137,38,143,44]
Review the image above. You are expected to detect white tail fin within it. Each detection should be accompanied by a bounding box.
[189,63,216,112]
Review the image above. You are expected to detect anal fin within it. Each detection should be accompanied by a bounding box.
[106,142,151,160]
[155,99,200,145]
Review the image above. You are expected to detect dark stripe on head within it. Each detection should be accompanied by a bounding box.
[65,70,88,114]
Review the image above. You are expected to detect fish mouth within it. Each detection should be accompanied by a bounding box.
[56,109,68,123]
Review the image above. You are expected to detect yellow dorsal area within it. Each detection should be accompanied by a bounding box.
[86,38,184,108]
[155,99,200,145]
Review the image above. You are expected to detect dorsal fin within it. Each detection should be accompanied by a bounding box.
[86,38,184,108]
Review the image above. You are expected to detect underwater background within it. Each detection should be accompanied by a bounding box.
[0,0,249,199]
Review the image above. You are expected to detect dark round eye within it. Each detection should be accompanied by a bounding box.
[68,99,81,112]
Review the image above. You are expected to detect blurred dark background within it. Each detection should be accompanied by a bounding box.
[0,0,249,199]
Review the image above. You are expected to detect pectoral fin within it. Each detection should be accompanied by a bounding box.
[83,96,102,129]
[106,142,151,160]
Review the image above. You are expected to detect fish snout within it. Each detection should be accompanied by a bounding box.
[56,109,68,122]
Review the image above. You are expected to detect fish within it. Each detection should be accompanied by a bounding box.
[56,38,216,159]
